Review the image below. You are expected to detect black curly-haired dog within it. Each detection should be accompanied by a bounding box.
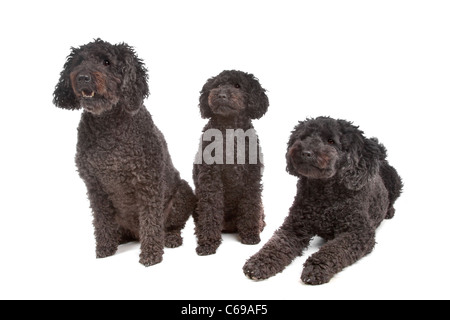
[243,116,403,285]
[53,39,196,266]
[193,70,269,255]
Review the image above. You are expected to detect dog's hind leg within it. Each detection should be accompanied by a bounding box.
[164,180,197,248]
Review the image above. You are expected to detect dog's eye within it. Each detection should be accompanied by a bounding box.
[234,84,241,89]
[327,139,335,145]
[103,59,111,66]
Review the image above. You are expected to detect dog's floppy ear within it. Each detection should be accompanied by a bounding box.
[53,48,80,110]
[199,76,215,119]
[338,120,386,190]
[285,121,305,177]
[116,43,149,114]
[246,75,269,120]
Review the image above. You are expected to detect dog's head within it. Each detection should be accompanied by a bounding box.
[286,117,387,190]
[199,70,269,120]
[53,39,149,115]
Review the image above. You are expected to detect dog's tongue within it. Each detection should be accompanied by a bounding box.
[82,89,95,98]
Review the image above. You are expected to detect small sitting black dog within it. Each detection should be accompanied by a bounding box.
[193,70,269,256]
[244,116,403,285]
[53,39,196,266]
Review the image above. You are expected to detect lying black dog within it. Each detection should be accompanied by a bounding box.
[244,116,403,285]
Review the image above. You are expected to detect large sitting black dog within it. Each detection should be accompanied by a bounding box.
[53,39,196,266]
[244,117,403,285]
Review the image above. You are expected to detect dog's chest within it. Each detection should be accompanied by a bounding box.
[77,129,151,197]
[79,137,138,167]
[298,187,362,238]
[77,143,147,226]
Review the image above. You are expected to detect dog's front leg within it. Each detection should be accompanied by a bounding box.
[236,164,264,245]
[84,180,121,259]
[243,212,313,280]
[301,229,376,285]
[138,180,165,267]
[194,165,225,256]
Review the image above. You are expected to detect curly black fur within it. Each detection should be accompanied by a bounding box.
[243,117,403,285]
[193,70,269,255]
[53,39,197,266]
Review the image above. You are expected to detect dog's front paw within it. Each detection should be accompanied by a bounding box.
[165,232,183,248]
[243,257,272,280]
[139,252,163,267]
[301,259,334,285]
[196,241,220,256]
[240,234,261,245]
[96,245,117,259]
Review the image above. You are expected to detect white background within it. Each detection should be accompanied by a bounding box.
[1,0,449,300]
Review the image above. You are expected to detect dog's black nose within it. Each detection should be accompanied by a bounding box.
[218,93,228,99]
[302,151,313,158]
[77,74,91,83]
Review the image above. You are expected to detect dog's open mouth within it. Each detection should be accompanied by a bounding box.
[81,89,95,99]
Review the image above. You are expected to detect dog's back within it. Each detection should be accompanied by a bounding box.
[368,138,403,219]
[379,161,403,219]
